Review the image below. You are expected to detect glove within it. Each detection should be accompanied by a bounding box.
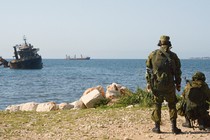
[176,84,181,92]
[146,84,152,92]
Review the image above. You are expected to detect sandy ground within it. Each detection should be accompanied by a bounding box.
[0,108,210,140]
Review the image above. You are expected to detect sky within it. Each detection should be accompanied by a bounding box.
[0,0,210,59]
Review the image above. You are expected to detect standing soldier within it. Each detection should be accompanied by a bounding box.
[146,35,182,134]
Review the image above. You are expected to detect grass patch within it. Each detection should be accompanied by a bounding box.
[109,88,154,108]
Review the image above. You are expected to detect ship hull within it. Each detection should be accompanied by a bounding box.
[9,57,43,69]
[66,57,90,60]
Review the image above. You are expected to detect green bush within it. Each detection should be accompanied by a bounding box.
[94,98,111,108]
[113,88,154,108]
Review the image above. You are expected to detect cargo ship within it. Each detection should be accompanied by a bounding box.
[65,55,90,60]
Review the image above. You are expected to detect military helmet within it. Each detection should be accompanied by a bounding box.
[158,35,172,47]
[192,71,206,81]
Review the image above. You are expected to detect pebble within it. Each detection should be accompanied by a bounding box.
[124,137,132,140]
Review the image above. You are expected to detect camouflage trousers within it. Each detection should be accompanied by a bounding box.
[151,87,178,123]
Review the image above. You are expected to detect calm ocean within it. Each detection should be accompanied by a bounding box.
[0,59,210,110]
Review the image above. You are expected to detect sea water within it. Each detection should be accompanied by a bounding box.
[0,59,210,110]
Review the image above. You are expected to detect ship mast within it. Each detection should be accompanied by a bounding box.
[23,35,27,45]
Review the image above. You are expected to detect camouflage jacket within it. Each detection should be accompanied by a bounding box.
[182,80,210,102]
[146,48,182,86]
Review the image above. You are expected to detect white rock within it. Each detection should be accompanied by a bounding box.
[83,85,105,97]
[19,102,38,111]
[5,104,20,112]
[73,100,86,109]
[36,102,57,112]
[81,89,105,108]
[58,103,74,110]
[126,105,134,108]
[106,83,127,99]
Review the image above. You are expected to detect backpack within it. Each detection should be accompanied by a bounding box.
[184,81,205,121]
[151,49,176,91]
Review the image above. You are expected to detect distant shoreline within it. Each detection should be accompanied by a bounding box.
[2,58,210,60]
[189,57,210,60]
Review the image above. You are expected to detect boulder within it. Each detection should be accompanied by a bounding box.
[58,103,74,110]
[105,83,131,99]
[36,102,57,112]
[71,100,86,109]
[5,104,20,112]
[83,85,105,97]
[105,83,126,99]
[19,102,39,111]
[81,89,105,108]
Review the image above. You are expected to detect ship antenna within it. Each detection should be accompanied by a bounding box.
[23,35,27,45]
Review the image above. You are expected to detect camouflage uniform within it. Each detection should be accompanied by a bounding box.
[146,35,182,134]
[182,72,210,101]
[182,72,210,130]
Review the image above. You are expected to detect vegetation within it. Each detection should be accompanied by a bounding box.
[112,88,154,108]
[97,88,182,108]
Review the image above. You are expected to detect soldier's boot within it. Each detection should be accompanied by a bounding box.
[198,119,205,130]
[182,117,192,128]
[171,120,182,134]
[206,127,210,131]
[152,122,161,133]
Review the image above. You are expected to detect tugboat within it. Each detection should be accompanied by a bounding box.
[9,36,43,69]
